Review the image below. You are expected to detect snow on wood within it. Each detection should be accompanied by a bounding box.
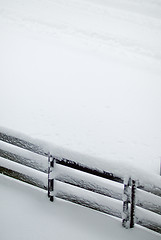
[55,163,123,201]
[0,166,46,190]
[135,206,161,234]
[137,181,161,198]
[0,157,47,189]
[55,180,122,219]
[0,130,47,156]
[136,188,161,215]
[56,158,123,183]
[0,141,47,173]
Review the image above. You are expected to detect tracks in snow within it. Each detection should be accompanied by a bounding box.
[0,0,161,60]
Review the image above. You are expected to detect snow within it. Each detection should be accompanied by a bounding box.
[0,0,161,175]
[0,174,160,240]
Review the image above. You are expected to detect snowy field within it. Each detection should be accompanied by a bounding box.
[0,0,161,174]
[0,174,160,240]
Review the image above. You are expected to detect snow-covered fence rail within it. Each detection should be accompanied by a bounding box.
[0,130,161,234]
[0,130,47,190]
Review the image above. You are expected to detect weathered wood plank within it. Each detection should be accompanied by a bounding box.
[54,164,123,201]
[0,166,47,190]
[135,205,161,234]
[0,148,47,173]
[56,158,123,184]
[136,189,161,215]
[55,176,122,201]
[55,181,122,219]
[136,217,161,234]
[0,132,47,156]
[138,183,161,198]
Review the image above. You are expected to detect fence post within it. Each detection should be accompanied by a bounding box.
[130,180,136,228]
[48,153,55,202]
[122,177,137,229]
[122,177,131,228]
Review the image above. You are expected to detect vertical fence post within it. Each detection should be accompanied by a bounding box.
[48,153,55,202]
[122,177,137,229]
[130,180,136,228]
[122,177,131,228]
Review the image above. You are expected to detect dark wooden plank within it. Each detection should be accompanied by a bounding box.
[0,132,47,156]
[0,148,47,173]
[56,158,123,184]
[136,218,161,234]
[55,185,122,219]
[54,162,123,201]
[136,189,161,215]
[0,166,47,190]
[138,184,161,198]
[55,177,122,201]
[56,194,122,219]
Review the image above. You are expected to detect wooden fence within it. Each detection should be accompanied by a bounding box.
[0,130,161,234]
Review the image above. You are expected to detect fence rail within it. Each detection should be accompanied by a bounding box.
[0,130,161,234]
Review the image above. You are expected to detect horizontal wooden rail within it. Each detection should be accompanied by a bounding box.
[0,146,47,173]
[56,158,123,184]
[55,163,123,201]
[136,218,161,234]
[55,180,122,219]
[136,189,161,215]
[137,183,161,198]
[0,166,47,190]
[135,206,161,234]
[0,132,47,156]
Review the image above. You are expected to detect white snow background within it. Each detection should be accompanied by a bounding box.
[0,0,161,239]
[0,0,161,173]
